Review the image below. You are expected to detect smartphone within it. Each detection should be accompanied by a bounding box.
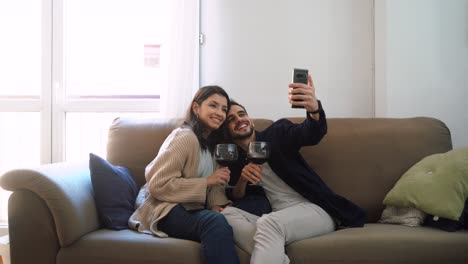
[291,68,308,108]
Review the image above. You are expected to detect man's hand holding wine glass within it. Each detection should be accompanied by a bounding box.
[240,141,270,185]
[240,163,263,185]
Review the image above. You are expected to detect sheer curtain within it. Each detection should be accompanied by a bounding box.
[160,0,200,118]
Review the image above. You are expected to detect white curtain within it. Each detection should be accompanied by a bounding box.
[160,0,199,118]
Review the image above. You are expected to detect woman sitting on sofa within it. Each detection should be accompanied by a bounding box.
[129,85,239,264]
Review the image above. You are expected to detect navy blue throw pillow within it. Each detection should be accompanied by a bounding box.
[89,153,139,230]
[424,199,467,232]
[424,216,463,232]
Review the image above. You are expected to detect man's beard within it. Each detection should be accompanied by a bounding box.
[230,124,254,140]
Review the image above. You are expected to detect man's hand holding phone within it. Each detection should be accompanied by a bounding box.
[290,68,308,109]
[289,69,320,114]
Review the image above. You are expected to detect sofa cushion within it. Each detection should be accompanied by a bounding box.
[383,147,468,221]
[57,229,251,264]
[89,153,139,230]
[286,223,468,264]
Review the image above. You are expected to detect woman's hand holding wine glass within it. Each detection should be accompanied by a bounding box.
[207,167,230,187]
[207,144,238,187]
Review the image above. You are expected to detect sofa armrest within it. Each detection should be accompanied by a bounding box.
[0,162,100,247]
[8,190,60,264]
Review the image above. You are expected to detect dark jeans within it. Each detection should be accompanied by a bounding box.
[226,185,272,216]
[158,204,240,264]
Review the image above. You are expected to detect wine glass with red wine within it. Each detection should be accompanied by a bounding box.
[247,141,270,165]
[214,144,239,167]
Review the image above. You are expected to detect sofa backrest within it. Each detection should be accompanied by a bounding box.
[106,116,452,223]
[106,117,183,187]
[289,117,452,222]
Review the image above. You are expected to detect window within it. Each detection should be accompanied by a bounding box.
[63,0,168,99]
[0,0,199,226]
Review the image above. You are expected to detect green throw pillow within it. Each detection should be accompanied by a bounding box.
[383,147,468,221]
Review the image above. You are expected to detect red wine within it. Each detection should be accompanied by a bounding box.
[216,160,233,167]
[247,155,267,165]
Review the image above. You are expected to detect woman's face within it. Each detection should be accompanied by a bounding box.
[192,93,228,133]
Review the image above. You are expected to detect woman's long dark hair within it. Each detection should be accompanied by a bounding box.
[183,85,230,152]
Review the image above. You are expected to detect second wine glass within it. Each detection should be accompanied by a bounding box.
[247,141,270,165]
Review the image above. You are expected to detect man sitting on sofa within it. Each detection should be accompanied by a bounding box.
[221,73,366,264]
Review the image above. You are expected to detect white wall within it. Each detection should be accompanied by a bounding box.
[375,0,468,148]
[200,0,468,148]
[200,0,374,120]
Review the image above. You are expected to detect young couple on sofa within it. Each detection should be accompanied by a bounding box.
[129,73,366,264]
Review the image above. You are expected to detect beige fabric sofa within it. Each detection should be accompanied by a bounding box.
[1,117,467,264]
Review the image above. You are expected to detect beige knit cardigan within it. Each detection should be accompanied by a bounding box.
[128,127,230,237]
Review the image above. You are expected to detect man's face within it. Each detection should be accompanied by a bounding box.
[226,104,254,140]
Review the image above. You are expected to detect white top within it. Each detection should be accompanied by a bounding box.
[260,163,309,211]
[197,148,214,178]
